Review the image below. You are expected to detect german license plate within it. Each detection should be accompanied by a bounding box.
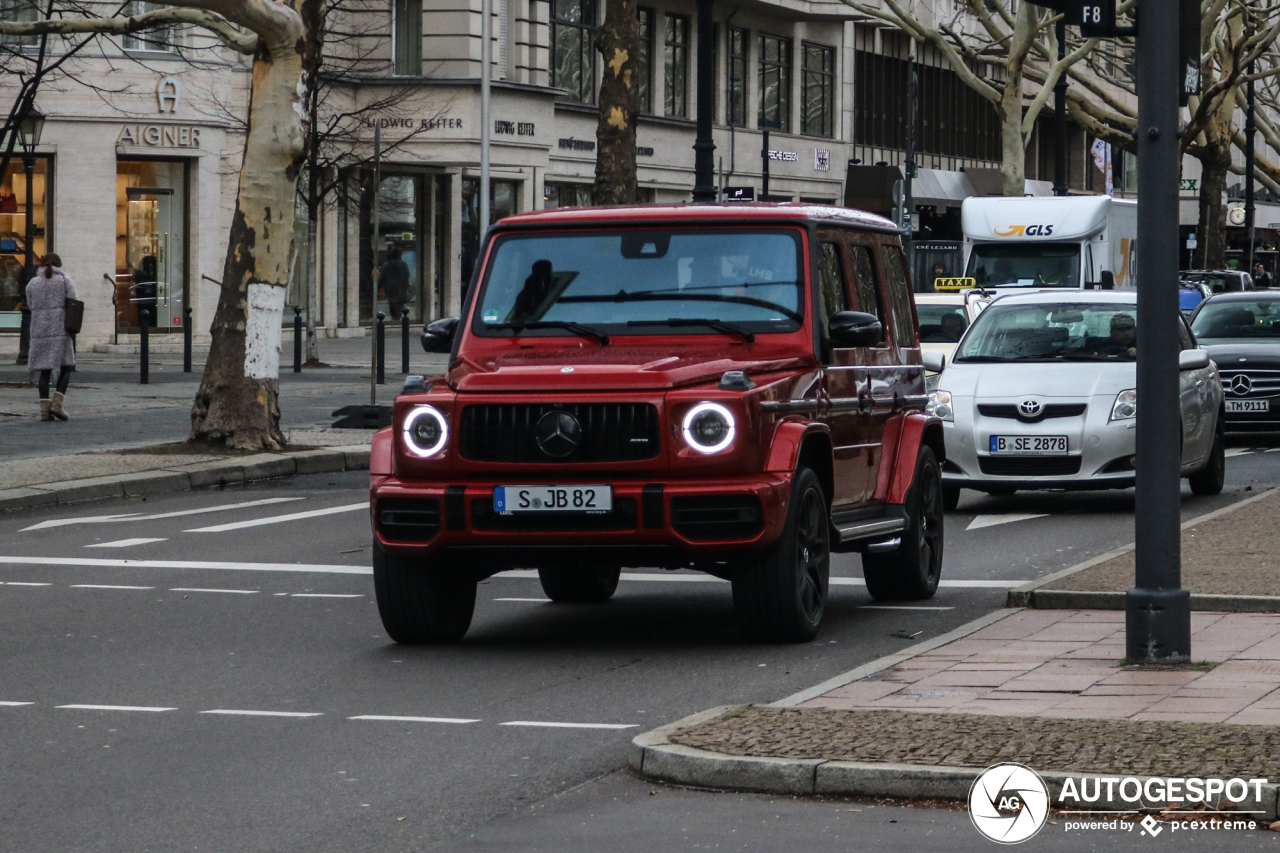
[989,435,1068,455]
[1226,399,1269,413]
[494,485,613,514]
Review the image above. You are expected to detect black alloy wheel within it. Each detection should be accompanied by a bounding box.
[1188,413,1225,496]
[372,541,477,643]
[863,446,945,601]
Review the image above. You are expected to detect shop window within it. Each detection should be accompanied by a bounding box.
[727,26,747,127]
[758,33,791,133]
[664,13,689,118]
[551,0,596,104]
[544,182,594,208]
[116,160,186,333]
[0,156,50,330]
[363,175,421,324]
[0,0,38,46]
[123,1,174,51]
[801,42,834,138]
[393,0,422,76]
[636,7,654,113]
[461,177,519,291]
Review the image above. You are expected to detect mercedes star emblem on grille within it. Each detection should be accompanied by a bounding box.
[1018,399,1044,418]
[535,411,583,458]
[1231,374,1253,396]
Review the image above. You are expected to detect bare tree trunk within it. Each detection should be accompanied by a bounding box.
[998,2,1036,196]
[593,0,639,205]
[1194,137,1232,270]
[304,90,321,365]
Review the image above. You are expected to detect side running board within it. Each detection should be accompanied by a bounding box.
[830,505,909,553]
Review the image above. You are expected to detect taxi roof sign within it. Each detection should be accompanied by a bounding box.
[933,277,977,292]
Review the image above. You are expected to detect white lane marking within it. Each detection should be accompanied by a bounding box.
[349,715,480,724]
[1225,448,1255,458]
[86,538,168,549]
[860,605,956,610]
[2,581,51,586]
[0,701,34,706]
[831,577,1026,589]
[170,588,259,595]
[201,709,323,718]
[496,570,720,582]
[965,514,1049,531]
[500,721,639,730]
[291,593,364,598]
[185,503,366,533]
[0,556,370,574]
[57,704,176,712]
[1266,447,1280,453]
[494,597,552,603]
[22,498,306,531]
[70,584,154,590]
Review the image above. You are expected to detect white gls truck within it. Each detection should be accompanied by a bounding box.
[961,195,1138,290]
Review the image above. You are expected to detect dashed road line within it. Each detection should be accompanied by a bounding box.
[0,701,33,706]
[499,721,639,730]
[57,704,176,712]
[860,605,956,611]
[86,538,168,549]
[1,581,51,586]
[200,709,323,718]
[349,715,480,724]
[0,556,370,574]
[70,584,155,590]
[22,498,306,531]
[184,503,367,533]
[291,593,364,598]
[170,588,259,595]
[494,597,552,603]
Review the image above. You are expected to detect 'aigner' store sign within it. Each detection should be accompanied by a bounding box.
[117,75,205,149]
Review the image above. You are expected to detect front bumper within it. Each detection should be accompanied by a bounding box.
[1222,395,1280,432]
[370,474,792,566]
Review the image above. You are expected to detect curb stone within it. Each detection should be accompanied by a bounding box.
[631,707,1280,819]
[0,443,372,513]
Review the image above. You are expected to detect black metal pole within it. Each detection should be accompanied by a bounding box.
[376,311,385,385]
[183,306,192,373]
[1053,18,1069,197]
[401,306,410,375]
[904,54,918,257]
[16,153,35,365]
[761,129,770,201]
[691,0,717,203]
[1128,0,1190,662]
[1245,59,1256,277]
[139,308,150,385]
[293,306,302,374]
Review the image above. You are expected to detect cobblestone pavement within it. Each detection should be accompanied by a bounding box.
[1044,489,1280,597]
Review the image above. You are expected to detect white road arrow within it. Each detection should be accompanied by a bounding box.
[22,498,305,532]
[966,513,1048,531]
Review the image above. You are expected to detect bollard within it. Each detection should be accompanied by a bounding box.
[293,306,302,374]
[376,311,386,385]
[16,306,30,365]
[183,306,193,373]
[139,308,150,385]
[401,306,410,375]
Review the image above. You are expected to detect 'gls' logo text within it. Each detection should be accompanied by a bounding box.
[994,224,1055,237]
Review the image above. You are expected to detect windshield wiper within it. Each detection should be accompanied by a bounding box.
[487,321,610,345]
[626,318,756,342]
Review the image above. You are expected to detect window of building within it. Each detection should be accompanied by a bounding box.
[636,7,654,113]
[123,1,174,51]
[758,33,791,132]
[0,156,50,330]
[544,182,594,209]
[664,13,689,118]
[393,0,422,76]
[801,42,834,138]
[727,26,747,127]
[551,0,596,104]
[116,160,186,334]
[461,177,519,288]
[0,0,38,46]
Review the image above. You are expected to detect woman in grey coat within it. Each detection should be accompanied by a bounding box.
[26,252,76,421]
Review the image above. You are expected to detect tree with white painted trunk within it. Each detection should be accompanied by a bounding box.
[1,0,317,449]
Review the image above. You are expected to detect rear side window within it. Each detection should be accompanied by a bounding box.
[880,244,918,348]
[817,242,849,331]
[847,243,886,346]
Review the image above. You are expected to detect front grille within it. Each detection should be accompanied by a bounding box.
[471,497,639,531]
[378,498,442,542]
[978,456,1082,476]
[671,496,763,541]
[458,403,661,464]
[1220,369,1280,399]
[978,403,1088,422]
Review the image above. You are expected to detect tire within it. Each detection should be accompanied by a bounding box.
[863,446,945,601]
[1188,416,1225,496]
[538,565,621,603]
[942,483,961,512]
[731,466,830,643]
[372,541,477,643]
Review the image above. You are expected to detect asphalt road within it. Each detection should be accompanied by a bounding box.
[2,443,1280,851]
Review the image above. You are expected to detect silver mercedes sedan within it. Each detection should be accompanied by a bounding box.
[925,291,1225,510]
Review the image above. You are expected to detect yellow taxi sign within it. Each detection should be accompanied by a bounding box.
[933,277,977,292]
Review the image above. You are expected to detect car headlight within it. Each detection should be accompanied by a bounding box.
[403,405,449,457]
[927,390,954,422]
[1110,389,1137,421]
[682,402,736,454]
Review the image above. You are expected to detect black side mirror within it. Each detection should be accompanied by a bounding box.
[421,317,459,353]
[828,311,883,348]
[1100,270,1116,290]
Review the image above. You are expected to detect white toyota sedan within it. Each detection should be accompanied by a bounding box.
[925,291,1225,509]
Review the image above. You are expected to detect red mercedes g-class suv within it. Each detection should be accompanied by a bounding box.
[369,204,945,643]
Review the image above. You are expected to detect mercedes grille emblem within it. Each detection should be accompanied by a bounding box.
[1018,399,1044,418]
[1231,374,1253,396]
[535,411,583,458]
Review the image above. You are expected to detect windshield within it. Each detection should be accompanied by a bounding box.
[1183,273,1246,293]
[917,303,969,343]
[965,243,1081,288]
[1191,300,1280,341]
[473,229,804,337]
[956,301,1138,362]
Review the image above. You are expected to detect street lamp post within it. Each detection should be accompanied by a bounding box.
[1053,18,1069,197]
[15,106,45,367]
[691,0,717,203]
[1245,59,1256,276]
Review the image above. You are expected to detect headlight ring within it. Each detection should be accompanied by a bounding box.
[403,405,449,457]
[682,402,736,454]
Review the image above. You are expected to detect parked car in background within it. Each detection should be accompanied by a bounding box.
[1181,269,1255,295]
[1180,281,1211,319]
[928,290,1224,510]
[1190,292,1280,433]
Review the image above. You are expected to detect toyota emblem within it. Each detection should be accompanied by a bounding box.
[535,410,583,458]
[1018,399,1044,418]
[1231,374,1253,396]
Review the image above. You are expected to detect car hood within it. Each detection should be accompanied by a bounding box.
[1200,342,1280,369]
[941,360,1134,399]
[449,347,813,392]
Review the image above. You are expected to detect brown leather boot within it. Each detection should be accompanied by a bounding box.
[40,399,52,421]
[51,391,69,421]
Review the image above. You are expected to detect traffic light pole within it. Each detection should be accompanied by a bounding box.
[1127,0,1190,661]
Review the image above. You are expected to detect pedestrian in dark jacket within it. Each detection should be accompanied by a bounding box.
[378,245,413,321]
[26,252,76,421]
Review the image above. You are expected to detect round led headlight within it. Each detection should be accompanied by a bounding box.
[682,402,736,454]
[403,405,449,457]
